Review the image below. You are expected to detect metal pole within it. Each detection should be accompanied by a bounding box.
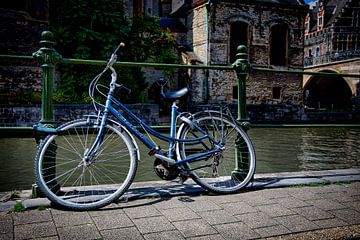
[32,31,62,197]
[231,45,251,180]
[32,31,62,126]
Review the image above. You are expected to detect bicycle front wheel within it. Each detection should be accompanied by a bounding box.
[177,112,256,194]
[34,118,138,210]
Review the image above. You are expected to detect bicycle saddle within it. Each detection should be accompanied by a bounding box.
[161,87,189,101]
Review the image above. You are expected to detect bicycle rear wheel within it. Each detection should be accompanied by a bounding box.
[34,118,138,210]
[177,111,255,194]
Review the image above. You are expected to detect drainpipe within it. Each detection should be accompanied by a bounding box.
[203,0,213,103]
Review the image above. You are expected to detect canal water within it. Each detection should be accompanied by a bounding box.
[0,127,359,192]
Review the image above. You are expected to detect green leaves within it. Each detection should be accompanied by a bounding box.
[49,0,177,104]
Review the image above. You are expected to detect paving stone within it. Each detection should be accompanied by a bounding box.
[88,207,124,217]
[313,217,348,228]
[124,205,162,219]
[220,201,257,215]
[254,224,291,238]
[188,234,225,240]
[52,211,92,227]
[290,189,325,201]
[274,196,311,208]
[214,222,260,240]
[13,210,52,225]
[133,216,175,234]
[143,230,185,240]
[184,200,223,212]
[159,207,200,222]
[153,198,186,210]
[241,195,278,206]
[57,224,101,240]
[343,201,360,212]
[0,215,13,234]
[172,219,218,238]
[92,213,134,230]
[275,215,319,233]
[235,211,278,229]
[14,222,57,240]
[197,209,239,225]
[292,206,334,220]
[317,192,354,203]
[257,203,295,217]
[330,208,360,225]
[101,226,144,240]
[0,234,13,240]
[306,198,347,211]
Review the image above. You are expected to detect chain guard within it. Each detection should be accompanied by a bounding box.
[153,158,180,180]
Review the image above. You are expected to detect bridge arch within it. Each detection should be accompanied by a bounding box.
[303,70,352,110]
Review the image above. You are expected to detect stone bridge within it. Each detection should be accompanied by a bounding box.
[303,58,360,110]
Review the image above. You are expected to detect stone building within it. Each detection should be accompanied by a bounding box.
[303,0,360,111]
[171,0,308,122]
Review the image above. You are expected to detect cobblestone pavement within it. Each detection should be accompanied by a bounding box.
[1,181,359,240]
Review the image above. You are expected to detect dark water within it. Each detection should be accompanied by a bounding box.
[0,127,359,192]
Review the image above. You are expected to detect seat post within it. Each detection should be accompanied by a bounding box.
[168,101,178,158]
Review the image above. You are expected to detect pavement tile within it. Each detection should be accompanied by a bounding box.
[92,213,134,230]
[172,219,217,238]
[57,224,101,240]
[214,222,260,240]
[101,226,144,240]
[159,207,200,222]
[343,201,360,212]
[133,216,175,234]
[274,196,312,208]
[313,217,348,228]
[317,192,355,203]
[13,210,52,225]
[152,197,186,210]
[254,224,291,238]
[14,222,57,240]
[256,203,295,217]
[204,193,246,204]
[306,198,347,211]
[330,208,360,225]
[275,215,319,233]
[235,211,278,229]
[241,195,278,206]
[184,200,223,212]
[220,201,257,215]
[188,234,225,240]
[143,230,185,240]
[0,214,13,234]
[290,189,325,201]
[197,209,239,225]
[0,234,13,240]
[124,205,162,219]
[52,211,92,227]
[291,206,334,220]
[88,207,125,217]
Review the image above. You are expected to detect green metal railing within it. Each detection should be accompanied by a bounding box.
[1,30,360,130]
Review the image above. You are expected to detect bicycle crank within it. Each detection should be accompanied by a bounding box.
[153,158,180,180]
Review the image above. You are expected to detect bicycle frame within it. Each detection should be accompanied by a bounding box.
[99,95,222,165]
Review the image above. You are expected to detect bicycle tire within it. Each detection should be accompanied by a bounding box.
[34,118,138,210]
[177,111,256,193]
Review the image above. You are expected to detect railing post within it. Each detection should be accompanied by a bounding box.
[231,45,251,181]
[32,31,62,197]
[32,31,62,126]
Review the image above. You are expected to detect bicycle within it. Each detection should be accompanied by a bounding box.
[34,43,256,210]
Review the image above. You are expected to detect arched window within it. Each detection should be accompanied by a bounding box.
[270,23,288,66]
[229,21,249,63]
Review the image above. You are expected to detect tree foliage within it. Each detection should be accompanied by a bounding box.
[49,0,177,103]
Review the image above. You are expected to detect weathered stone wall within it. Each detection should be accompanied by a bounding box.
[0,6,48,105]
[187,2,306,108]
[0,104,160,127]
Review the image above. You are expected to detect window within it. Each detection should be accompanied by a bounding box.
[233,86,238,99]
[229,21,249,63]
[270,24,288,66]
[315,47,320,57]
[272,87,282,99]
[308,49,312,57]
